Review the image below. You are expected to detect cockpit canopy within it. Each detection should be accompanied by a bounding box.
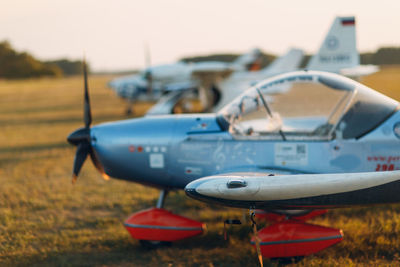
[218,71,398,140]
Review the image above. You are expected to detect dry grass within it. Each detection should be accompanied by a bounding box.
[1,68,400,266]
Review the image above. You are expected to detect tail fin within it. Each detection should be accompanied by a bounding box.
[232,48,262,71]
[307,16,359,73]
[262,48,304,75]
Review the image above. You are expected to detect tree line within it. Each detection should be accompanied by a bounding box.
[360,48,400,65]
[181,47,400,68]
[0,41,87,79]
[2,39,400,79]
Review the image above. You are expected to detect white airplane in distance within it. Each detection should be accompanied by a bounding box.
[307,16,379,78]
[211,15,379,112]
[114,16,376,115]
[147,48,304,115]
[108,48,263,114]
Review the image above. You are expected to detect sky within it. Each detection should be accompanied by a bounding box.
[1,0,400,71]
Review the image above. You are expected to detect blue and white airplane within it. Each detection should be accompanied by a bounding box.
[68,65,400,260]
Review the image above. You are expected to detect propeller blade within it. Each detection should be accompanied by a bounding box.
[144,42,151,69]
[146,70,153,95]
[68,59,107,183]
[144,43,153,94]
[89,148,110,180]
[83,60,92,128]
[72,142,90,183]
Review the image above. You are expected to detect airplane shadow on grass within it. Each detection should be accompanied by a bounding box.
[18,235,243,267]
[0,142,70,154]
[8,239,148,267]
[0,104,83,115]
[0,142,70,167]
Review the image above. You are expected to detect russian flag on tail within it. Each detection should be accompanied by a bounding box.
[341,17,355,26]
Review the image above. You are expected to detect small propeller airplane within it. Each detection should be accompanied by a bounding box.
[68,61,400,261]
[123,15,378,117]
[146,47,303,115]
[108,48,263,115]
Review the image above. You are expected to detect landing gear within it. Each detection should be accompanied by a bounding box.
[211,85,221,106]
[136,190,171,248]
[125,99,134,116]
[124,190,205,246]
[156,190,168,209]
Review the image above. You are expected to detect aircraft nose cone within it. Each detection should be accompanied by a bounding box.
[67,127,91,145]
[184,178,210,200]
[184,186,196,197]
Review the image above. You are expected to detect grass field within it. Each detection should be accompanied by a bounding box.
[1,67,400,266]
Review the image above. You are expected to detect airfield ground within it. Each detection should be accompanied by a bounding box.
[2,67,400,266]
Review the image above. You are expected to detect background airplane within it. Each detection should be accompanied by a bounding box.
[147,47,304,114]
[108,48,262,114]
[68,67,400,261]
[109,15,375,117]
[307,16,379,78]
[151,15,378,114]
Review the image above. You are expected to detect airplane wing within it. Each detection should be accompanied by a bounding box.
[185,171,400,209]
[340,64,380,78]
[190,62,234,82]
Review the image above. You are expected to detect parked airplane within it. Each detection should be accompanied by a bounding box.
[68,66,400,260]
[108,48,262,114]
[147,48,303,115]
[307,16,379,78]
[150,15,376,114]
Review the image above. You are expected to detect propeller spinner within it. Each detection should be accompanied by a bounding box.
[67,60,108,183]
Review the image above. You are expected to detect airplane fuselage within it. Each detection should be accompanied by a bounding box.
[91,111,400,190]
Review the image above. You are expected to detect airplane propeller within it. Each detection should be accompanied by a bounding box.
[67,60,108,183]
